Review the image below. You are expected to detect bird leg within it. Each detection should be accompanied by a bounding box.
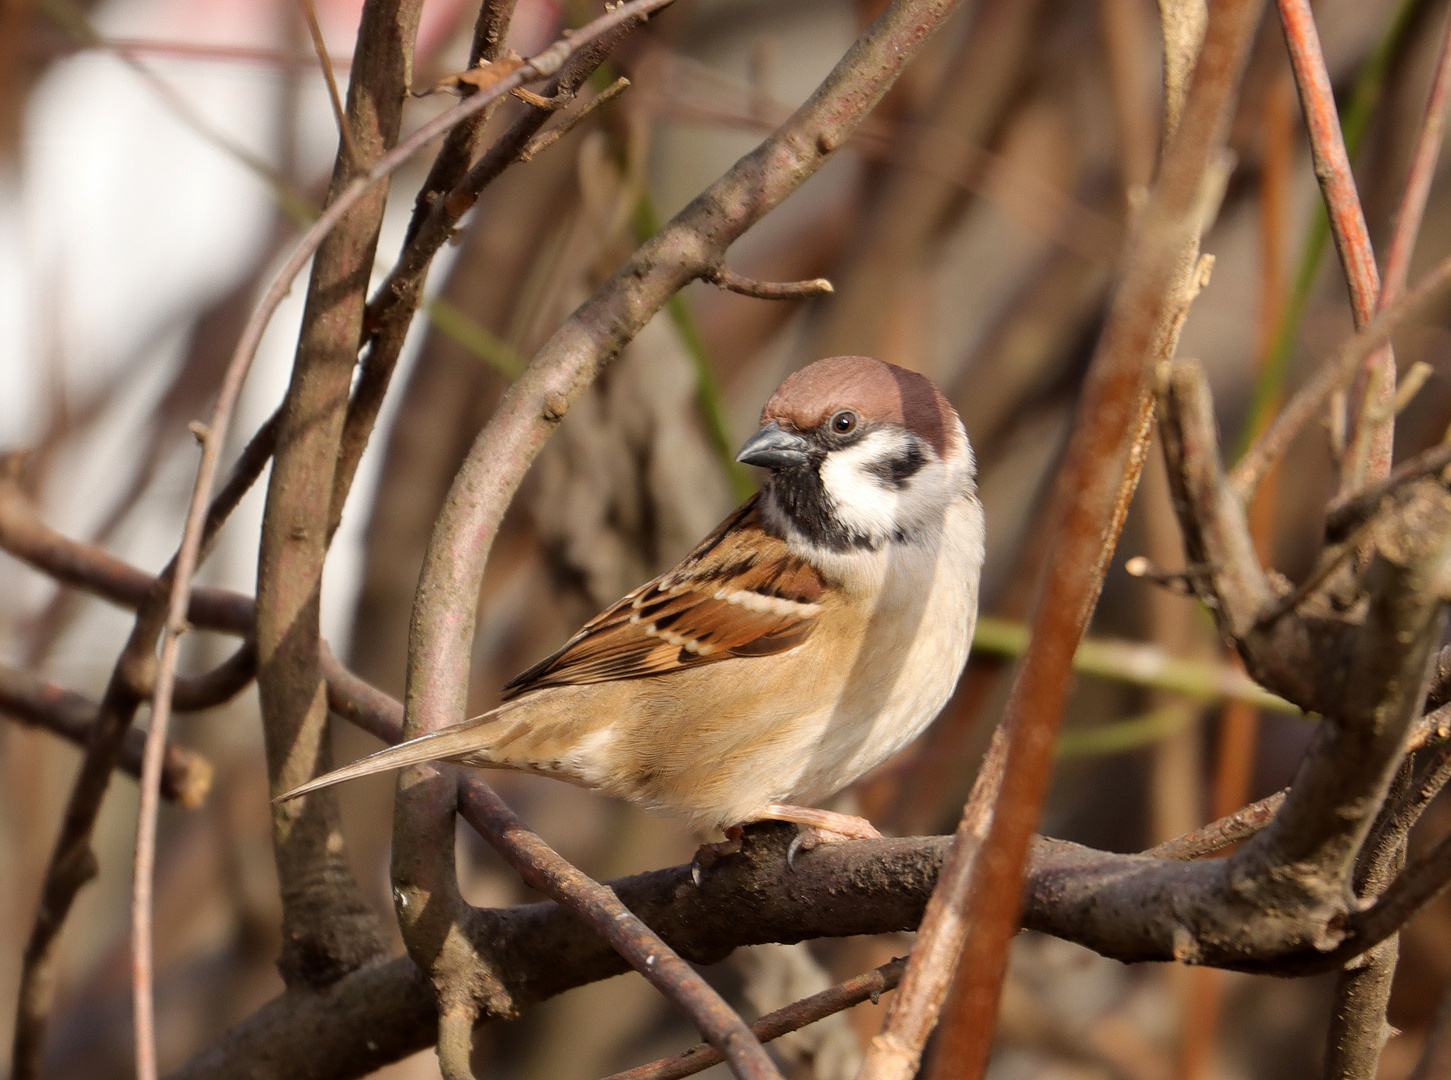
[755,804,883,867]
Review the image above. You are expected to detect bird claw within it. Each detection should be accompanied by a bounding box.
[689,828,744,887]
[786,830,809,869]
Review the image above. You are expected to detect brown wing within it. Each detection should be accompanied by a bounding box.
[502,497,825,699]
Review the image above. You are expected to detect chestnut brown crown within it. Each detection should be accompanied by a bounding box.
[759,355,957,457]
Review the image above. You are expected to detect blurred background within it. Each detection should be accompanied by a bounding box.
[3,0,1451,1076]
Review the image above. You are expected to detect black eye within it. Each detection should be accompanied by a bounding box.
[830,410,858,435]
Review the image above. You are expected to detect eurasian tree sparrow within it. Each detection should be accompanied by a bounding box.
[282,356,985,847]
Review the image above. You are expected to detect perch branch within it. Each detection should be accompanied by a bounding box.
[166,802,1451,1080]
[520,76,631,161]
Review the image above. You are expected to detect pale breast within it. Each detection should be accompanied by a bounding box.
[617,493,983,829]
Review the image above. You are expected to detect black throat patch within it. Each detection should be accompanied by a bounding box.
[762,455,876,552]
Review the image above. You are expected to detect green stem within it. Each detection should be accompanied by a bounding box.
[1057,706,1195,759]
[972,615,1301,713]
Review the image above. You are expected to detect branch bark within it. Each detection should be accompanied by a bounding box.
[166,807,1451,1080]
[253,0,425,988]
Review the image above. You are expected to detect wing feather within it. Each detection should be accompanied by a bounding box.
[502,497,824,698]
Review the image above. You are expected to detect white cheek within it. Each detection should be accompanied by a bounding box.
[817,431,908,538]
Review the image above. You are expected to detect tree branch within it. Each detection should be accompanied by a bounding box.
[0,662,212,806]
[166,798,1451,1080]
[252,0,425,994]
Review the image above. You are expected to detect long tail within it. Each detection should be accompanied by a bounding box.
[274,708,507,803]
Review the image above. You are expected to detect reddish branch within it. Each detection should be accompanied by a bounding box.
[1276,0,1391,491]
[875,4,1264,1078]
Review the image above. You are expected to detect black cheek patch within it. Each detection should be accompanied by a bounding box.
[867,443,926,489]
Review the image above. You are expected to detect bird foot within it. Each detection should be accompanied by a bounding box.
[785,823,881,868]
[690,825,744,887]
[754,805,882,869]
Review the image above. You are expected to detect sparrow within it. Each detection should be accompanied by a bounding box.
[281,356,985,851]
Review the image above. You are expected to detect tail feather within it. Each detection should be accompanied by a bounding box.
[274,709,505,803]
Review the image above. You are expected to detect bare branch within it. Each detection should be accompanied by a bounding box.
[520,76,631,161]
[905,2,1263,1075]
[0,663,212,806]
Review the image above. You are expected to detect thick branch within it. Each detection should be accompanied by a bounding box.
[254,0,426,988]
[168,809,1451,1080]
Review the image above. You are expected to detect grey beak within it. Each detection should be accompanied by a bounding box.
[736,422,810,469]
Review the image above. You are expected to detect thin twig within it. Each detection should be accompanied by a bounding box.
[520,76,631,161]
[704,265,835,300]
[1349,1,1451,485]
[601,958,907,1080]
[13,617,156,1080]
[294,0,361,168]
[1325,441,1451,540]
[129,215,272,1080]
[1275,0,1389,492]
[1230,249,1451,498]
[1144,790,1287,860]
[1235,0,1420,459]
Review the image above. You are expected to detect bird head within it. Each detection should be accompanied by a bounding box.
[737,356,975,552]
